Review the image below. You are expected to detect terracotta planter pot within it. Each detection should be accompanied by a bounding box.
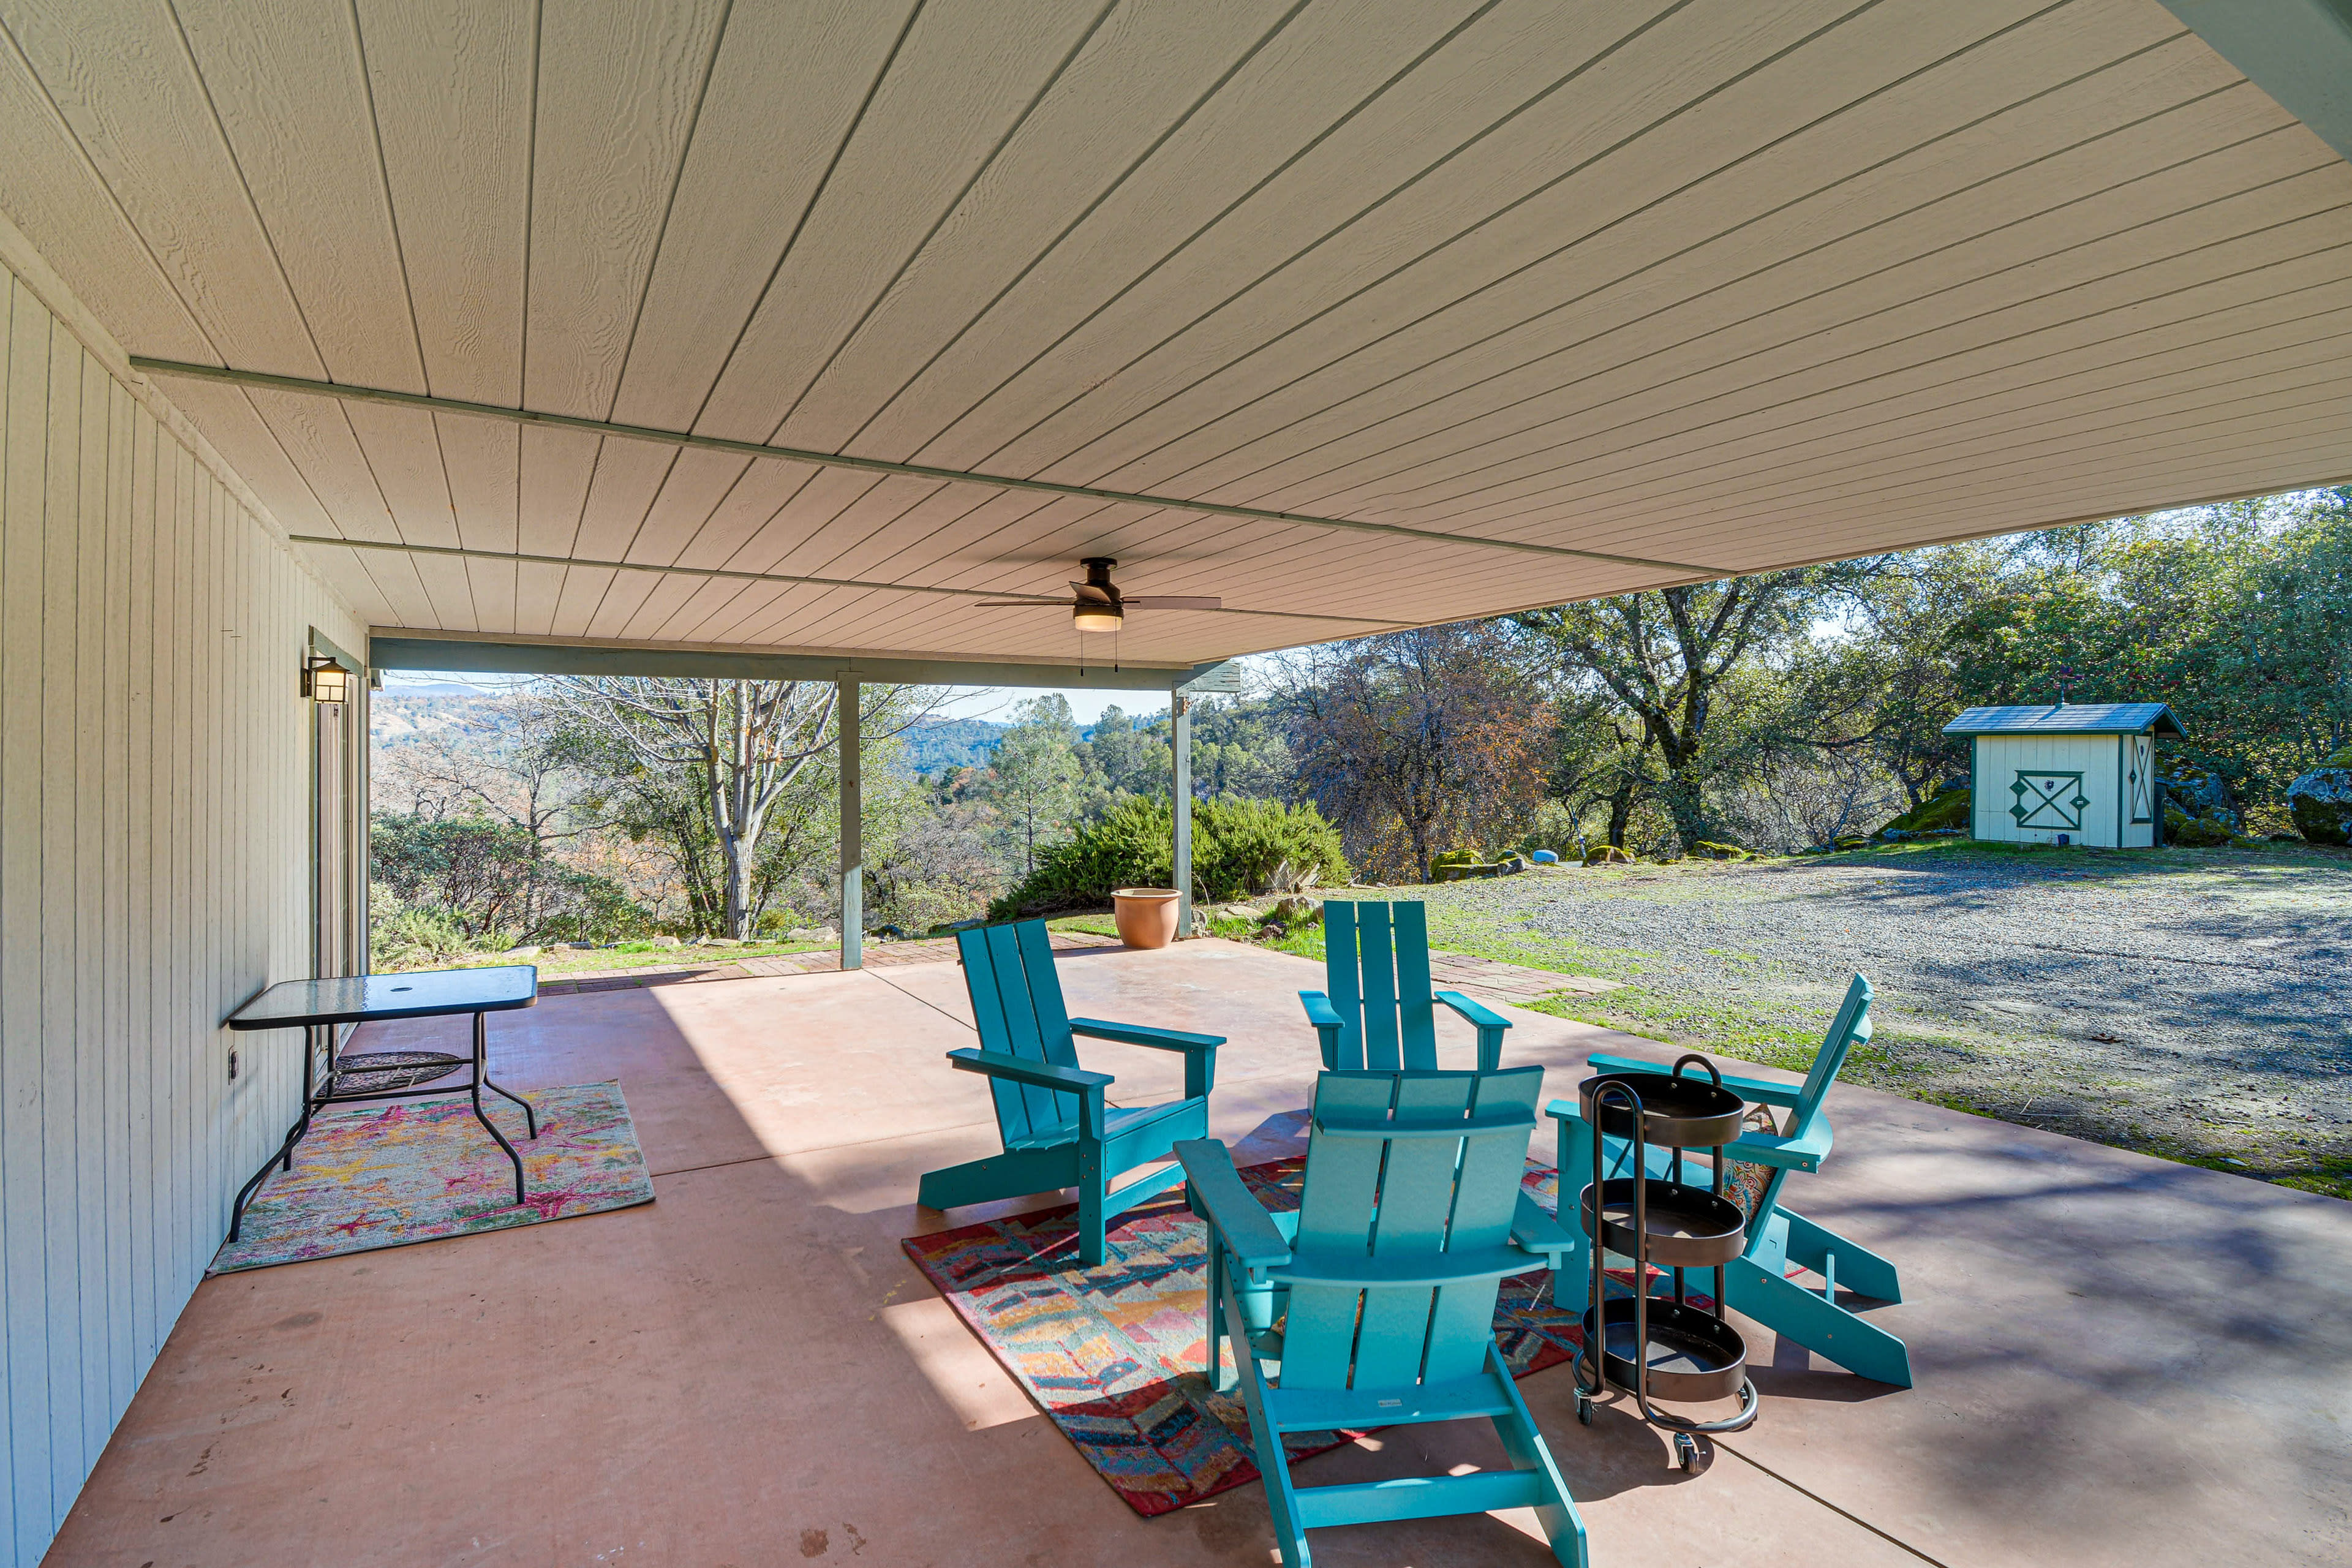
[1110,888,1182,949]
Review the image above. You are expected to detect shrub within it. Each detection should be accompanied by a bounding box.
[368,884,484,969]
[372,811,647,944]
[989,796,1350,919]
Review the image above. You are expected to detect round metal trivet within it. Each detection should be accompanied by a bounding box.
[330,1050,466,1095]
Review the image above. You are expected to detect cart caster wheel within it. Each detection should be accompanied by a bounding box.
[1675,1432,1698,1471]
[1576,1394,1593,1427]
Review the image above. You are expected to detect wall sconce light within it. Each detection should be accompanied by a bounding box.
[303,655,351,704]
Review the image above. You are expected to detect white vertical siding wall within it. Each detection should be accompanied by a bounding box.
[0,260,363,1565]
[1972,735,2124,846]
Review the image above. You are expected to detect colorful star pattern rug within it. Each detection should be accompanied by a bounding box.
[209,1079,655,1273]
[902,1157,1611,1517]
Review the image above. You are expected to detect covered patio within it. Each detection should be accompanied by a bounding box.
[6,1,2352,1562]
[45,941,2352,1567]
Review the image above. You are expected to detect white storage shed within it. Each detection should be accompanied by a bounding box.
[1945,704,2188,849]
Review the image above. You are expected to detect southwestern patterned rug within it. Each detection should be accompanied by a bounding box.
[209,1080,655,1274]
[903,1157,1668,1517]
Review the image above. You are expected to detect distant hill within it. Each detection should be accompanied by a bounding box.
[899,717,1010,774]
[371,688,503,741]
[372,693,1022,775]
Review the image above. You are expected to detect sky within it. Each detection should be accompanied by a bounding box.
[935,685,1164,725]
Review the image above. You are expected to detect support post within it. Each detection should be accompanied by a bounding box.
[1172,690,1193,938]
[839,677,862,971]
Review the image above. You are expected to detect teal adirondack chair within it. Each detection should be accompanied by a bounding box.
[1300,901,1512,1071]
[1549,974,1913,1387]
[1178,1067,1588,1567]
[917,921,1225,1267]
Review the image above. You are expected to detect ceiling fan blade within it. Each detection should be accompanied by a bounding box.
[971,600,1065,608]
[1122,595,1223,610]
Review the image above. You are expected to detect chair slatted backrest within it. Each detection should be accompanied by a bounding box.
[1322,902,1439,1070]
[1787,974,1872,1144]
[1734,973,1873,1228]
[1280,1066,1544,1392]
[957,922,1083,1145]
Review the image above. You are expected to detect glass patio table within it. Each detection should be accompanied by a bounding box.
[224,966,541,1240]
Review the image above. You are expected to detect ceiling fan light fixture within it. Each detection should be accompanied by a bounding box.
[1072,603,1123,634]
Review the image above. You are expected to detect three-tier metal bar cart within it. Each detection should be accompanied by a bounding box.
[1573,1054,1759,1468]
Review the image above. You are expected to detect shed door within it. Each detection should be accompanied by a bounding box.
[2127,734,2154,823]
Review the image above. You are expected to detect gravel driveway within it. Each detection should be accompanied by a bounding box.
[1404,843,2352,1194]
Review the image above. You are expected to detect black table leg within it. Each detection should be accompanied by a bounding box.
[481,1075,538,1139]
[232,1098,319,1242]
[469,1009,530,1207]
[232,1025,328,1242]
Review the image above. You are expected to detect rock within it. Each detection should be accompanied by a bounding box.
[1583,845,1632,865]
[2287,750,2352,845]
[1833,834,1872,851]
[1692,840,1750,860]
[498,945,543,960]
[1428,848,1484,882]
[1268,895,1322,928]
[785,926,837,943]
[2163,804,2234,847]
[1875,786,1969,837]
[1529,848,1559,864]
[649,934,684,948]
[1880,829,1918,842]
[2155,753,2236,824]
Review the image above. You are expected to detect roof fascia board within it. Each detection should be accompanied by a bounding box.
[371,633,1218,692]
[1942,706,2185,737]
[2159,0,2352,163]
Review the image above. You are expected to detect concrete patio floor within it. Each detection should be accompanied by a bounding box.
[45,941,2352,1567]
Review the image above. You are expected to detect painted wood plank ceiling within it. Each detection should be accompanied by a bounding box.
[1,0,2346,669]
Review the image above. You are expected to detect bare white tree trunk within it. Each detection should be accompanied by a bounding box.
[546,677,840,938]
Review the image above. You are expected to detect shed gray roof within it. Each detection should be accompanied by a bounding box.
[1942,703,2185,737]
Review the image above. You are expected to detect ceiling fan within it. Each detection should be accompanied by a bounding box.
[976,557,1221,632]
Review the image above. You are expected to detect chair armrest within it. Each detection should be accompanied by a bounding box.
[1725,1123,1831,1172]
[946,1047,1112,1095]
[1585,1052,1803,1108]
[1509,1192,1579,1268]
[1300,990,1344,1071]
[1437,990,1512,1070]
[1544,1096,1579,1124]
[1070,1017,1223,1052]
[1435,990,1511,1033]
[1071,1019,1221,1097]
[1175,1139,1292,1280]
